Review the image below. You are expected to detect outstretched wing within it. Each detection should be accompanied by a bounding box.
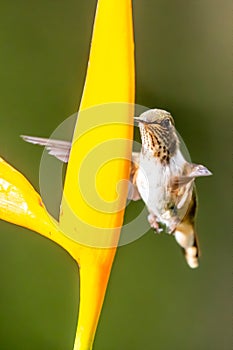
[21,135,71,163]
[21,135,142,201]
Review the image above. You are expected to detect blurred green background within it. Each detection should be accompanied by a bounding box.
[0,0,231,349]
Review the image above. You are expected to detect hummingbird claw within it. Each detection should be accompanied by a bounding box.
[148,214,162,233]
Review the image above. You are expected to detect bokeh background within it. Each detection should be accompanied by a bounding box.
[0,1,231,349]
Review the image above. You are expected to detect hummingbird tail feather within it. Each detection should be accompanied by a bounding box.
[173,187,200,268]
[174,228,199,268]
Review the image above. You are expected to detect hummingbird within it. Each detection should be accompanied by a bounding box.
[21,108,212,268]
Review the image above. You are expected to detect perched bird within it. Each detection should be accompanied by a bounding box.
[21,108,212,268]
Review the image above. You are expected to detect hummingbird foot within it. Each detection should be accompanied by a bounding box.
[148,214,162,233]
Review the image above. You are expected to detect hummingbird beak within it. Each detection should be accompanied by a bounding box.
[134,117,143,123]
[134,117,152,125]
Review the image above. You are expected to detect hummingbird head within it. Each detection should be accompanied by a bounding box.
[134,109,179,162]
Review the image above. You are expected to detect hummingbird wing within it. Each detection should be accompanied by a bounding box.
[170,163,212,190]
[21,135,141,201]
[21,135,71,163]
[171,163,212,188]
[174,187,200,269]
[128,152,141,201]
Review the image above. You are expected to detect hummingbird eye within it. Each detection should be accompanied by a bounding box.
[160,118,170,128]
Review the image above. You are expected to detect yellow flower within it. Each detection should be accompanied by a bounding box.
[0,1,134,350]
